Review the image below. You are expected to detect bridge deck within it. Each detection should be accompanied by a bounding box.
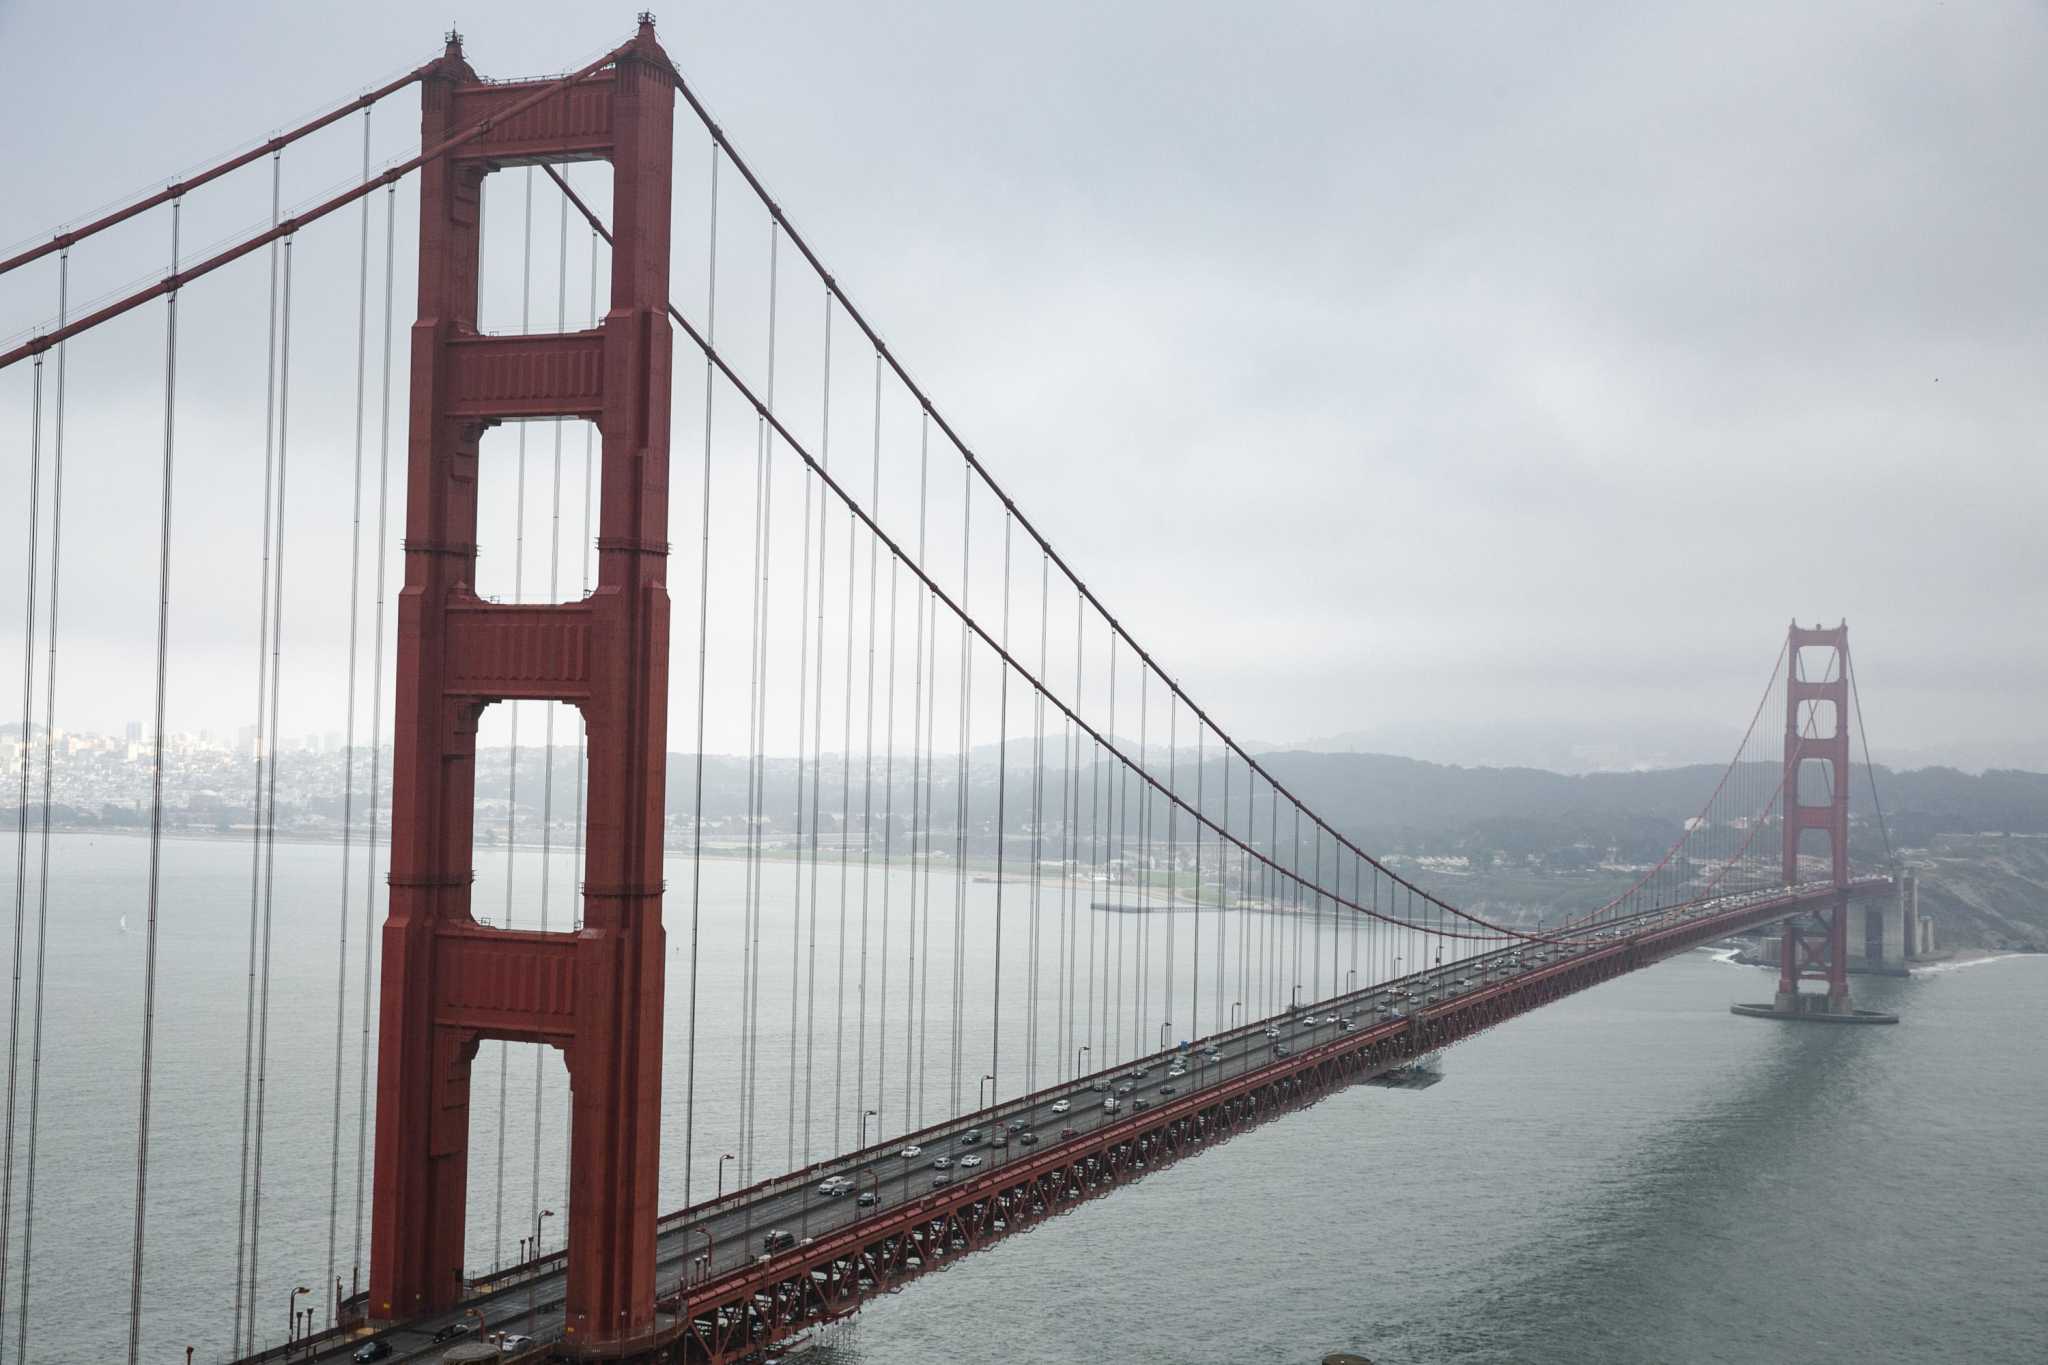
[254,878,1886,1364]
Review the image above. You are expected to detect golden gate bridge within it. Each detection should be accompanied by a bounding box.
[0,18,1911,1363]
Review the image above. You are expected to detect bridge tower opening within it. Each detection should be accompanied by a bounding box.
[367,20,676,1355]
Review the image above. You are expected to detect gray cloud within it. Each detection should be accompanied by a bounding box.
[1,0,2042,772]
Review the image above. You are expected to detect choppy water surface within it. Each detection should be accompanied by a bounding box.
[824,950,2046,1365]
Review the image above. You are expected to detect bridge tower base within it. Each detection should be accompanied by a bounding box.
[1730,999,1899,1024]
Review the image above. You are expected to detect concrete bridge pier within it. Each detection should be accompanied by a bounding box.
[1845,870,1935,975]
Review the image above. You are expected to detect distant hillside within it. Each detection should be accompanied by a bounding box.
[1245,752,2048,857]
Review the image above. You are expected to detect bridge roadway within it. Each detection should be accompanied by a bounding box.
[261,877,1884,1364]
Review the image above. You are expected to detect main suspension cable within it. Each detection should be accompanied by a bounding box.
[662,57,1580,949]
[0,60,433,280]
[3,40,635,372]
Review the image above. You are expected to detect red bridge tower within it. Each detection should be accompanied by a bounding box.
[1776,621,1853,1013]
[368,21,675,1355]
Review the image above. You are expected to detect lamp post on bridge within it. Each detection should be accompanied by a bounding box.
[716,1151,734,1201]
[979,1073,995,1112]
[1159,1020,1171,1054]
[1075,1044,1089,1079]
[861,1107,878,1150]
[529,1208,554,1333]
[287,1285,311,1348]
[1230,1000,1242,1029]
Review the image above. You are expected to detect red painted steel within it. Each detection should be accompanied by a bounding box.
[367,21,676,1355]
[1779,621,1854,1007]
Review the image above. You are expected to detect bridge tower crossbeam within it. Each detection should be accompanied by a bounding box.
[367,20,675,1355]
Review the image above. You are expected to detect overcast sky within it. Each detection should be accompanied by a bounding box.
[1,0,2043,773]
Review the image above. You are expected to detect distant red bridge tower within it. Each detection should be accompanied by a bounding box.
[1775,621,1854,1014]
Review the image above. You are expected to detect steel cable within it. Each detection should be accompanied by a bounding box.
[991,512,1013,1100]
[323,106,374,1325]
[12,246,68,1364]
[232,155,284,1350]
[686,149,720,1205]
[529,184,572,1254]
[544,169,1617,952]
[0,315,45,1365]
[902,411,929,1130]
[244,227,297,1350]
[801,295,833,1177]
[492,164,537,1273]
[352,182,400,1297]
[951,471,973,1113]
[124,193,181,1365]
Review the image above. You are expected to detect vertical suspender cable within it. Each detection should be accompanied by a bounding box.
[950,471,972,1115]
[915,415,936,1126]
[854,354,882,1133]
[902,411,929,1130]
[1079,605,1093,1069]
[495,165,536,1268]
[567,218,597,1199]
[1171,699,1187,1055]
[1109,643,1122,1064]
[1,319,45,1365]
[683,148,719,1207]
[13,247,68,1364]
[875,361,899,1125]
[776,235,814,1177]
[734,367,762,1186]
[234,154,283,1350]
[834,370,859,1149]
[1187,720,1196,1031]
[877,544,898,1130]
[740,264,772,1191]
[1027,551,1046,1093]
[1057,591,1080,1082]
[246,227,298,1349]
[354,183,400,1292]
[532,183,570,1248]
[125,192,181,1365]
[326,106,374,1324]
[1134,670,1147,1051]
[990,511,1012,1099]
[801,296,833,1173]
